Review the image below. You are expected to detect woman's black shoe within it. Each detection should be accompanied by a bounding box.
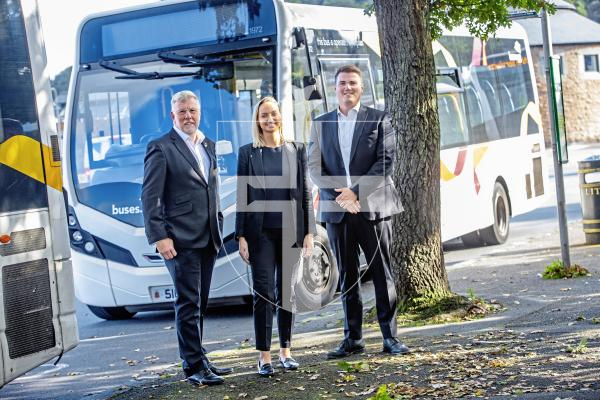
[279,357,299,371]
[257,361,275,377]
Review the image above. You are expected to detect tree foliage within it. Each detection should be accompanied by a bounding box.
[368,0,554,40]
[428,0,553,39]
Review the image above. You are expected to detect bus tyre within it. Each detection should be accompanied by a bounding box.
[461,230,485,247]
[88,305,137,320]
[294,225,339,313]
[480,182,510,245]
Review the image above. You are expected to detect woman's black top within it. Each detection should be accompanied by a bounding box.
[261,146,291,229]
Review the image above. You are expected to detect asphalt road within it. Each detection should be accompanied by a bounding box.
[3,143,598,400]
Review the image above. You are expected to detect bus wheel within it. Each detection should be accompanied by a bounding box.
[88,305,137,320]
[480,182,510,245]
[461,230,485,247]
[294,225,339,313]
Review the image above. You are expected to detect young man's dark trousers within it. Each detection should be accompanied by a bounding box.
[326,213,397,340]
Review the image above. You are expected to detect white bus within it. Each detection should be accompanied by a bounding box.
[0,0,78,387]
[64,0,547,319]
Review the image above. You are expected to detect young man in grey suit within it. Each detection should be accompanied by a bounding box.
[141,90,232,386]
[308,65,409,358]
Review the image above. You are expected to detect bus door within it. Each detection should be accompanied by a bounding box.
[437,79,481,241]
[0,0,77,386]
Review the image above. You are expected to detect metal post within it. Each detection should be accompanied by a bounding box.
[541,9,571,267]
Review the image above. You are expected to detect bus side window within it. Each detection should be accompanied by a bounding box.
[481,79,501,118]
[439,94,467,149]
[291,31,325,143]
[499,83,515,112]
[465,86,487,144]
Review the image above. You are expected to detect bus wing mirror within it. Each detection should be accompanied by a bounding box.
[436,67,462,89]
[303,75,322,100]
[292,27,307,49]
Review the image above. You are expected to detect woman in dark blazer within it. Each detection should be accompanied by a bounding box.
[235,96,315,376]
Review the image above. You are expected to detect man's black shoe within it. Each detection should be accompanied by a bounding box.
[257,361,275,377]
[207,363,233,376]
[326,338,365,359]
[382,338,410,355]
[201,349,234,375]
[187,369,225,386]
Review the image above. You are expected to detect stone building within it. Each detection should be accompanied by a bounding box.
[518,0,600,143]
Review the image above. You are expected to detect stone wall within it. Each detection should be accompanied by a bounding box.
[531,44,600,143]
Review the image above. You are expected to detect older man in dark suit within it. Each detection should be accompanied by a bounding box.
[308,65,409,359]
[141,90,232,386]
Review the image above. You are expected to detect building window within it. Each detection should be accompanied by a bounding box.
[584,54,599,72]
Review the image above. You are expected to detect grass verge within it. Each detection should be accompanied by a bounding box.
[364,291,501,328]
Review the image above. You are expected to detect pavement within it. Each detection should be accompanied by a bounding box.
[105,208,600,399]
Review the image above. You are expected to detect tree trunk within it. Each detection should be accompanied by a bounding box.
[374,0,450,302]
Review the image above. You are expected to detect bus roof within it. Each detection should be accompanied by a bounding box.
[284,2,377,31]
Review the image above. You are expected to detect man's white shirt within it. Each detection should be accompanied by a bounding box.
[337,102,361,187]
[174,126,210,181]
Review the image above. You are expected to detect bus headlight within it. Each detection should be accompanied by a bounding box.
[66,206,136,266]
[68,215,77,226]
[72,230,83,242]
[84,241,96,253]
[67,206,104,260]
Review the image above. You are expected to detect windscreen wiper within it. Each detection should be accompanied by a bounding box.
[99,59,201,80]
[158,51,256,67]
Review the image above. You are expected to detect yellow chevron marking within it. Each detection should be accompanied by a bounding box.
[0,134,62,191]
[473,146,488,167]
[440,160,455,181]
[0,135,45,184]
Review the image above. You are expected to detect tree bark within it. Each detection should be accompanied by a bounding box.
[374,0,450,302]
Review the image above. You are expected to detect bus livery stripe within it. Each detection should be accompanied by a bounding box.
[440,149,467,181]
[473,146,488,194]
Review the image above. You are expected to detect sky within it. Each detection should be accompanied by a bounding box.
[38,0,157,78]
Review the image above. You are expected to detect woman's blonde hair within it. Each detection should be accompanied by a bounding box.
[251,96,287,148]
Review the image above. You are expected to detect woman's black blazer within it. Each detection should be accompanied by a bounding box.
[235,141,316,247]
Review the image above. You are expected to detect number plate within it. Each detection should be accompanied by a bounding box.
[149,285,178,302]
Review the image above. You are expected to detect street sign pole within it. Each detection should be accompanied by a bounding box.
[541,8,571,267]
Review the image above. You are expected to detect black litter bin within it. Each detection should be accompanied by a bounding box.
[578,155,600,245]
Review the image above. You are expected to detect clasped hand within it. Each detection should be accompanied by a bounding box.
[334,187,360,214]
